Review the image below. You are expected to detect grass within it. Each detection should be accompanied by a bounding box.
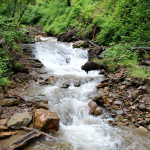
[93,44,150,78]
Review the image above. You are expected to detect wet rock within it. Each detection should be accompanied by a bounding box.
[35,102,49,110]
[88,101,97,114]
[73,40,89,48]
[7,112,32,129]
[38,32,47,37]
[23,95,48,103]
[60,81,70,88]
[92,90,104,103]
[43,76,59,85]
[93,107,102,116]
[139,126,148,132]
[0,99,20,107]
[33,109,60,132]
[34,35,42,42]
[57,30,77,42]
[81,61,105,73]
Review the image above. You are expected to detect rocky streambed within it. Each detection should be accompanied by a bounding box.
[0,35,150,150]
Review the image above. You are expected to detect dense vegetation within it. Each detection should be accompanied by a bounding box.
[0,0,150,86]
[23,0,150,77]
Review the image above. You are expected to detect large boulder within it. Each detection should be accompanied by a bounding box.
[7,112,32,129]
[57,30,78,42]
[81,61,105,73]
[73,40,89,48]
[33,109,60,132]
[0,99,20,107]
[88,46,107,61]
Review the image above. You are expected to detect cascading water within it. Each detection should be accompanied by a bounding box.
[24,37,150,150]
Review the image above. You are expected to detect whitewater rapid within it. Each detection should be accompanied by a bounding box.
[24,37,150,150]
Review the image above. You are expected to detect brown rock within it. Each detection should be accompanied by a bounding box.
[35,102,49,110]
[0,131,18,139]
[33,109,60,132]
[139,126,148,132]
[96,83,109,88]
[119,85,126,90]
[73,40,89,48]
[45,76,59,85]
[39,32,47,37]
[131,90,141,100]
[147,125,150,131]
[92,90,105,103]
[0,99,20,107]
[0,125,8,130]
[93,107,102,116]
[115,73,123,78]
[88,101,97,114]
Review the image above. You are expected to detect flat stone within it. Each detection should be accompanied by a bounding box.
[139,126,148,132]
[0,131,18,139]
[116,110,124,115]
[113,101,122,105]
[7,112,32,129]
[0,99,20,107]
[0,125,8,130]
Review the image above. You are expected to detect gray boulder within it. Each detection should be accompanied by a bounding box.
[7,112,32,129]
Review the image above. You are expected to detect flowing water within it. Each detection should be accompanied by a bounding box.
[23,37,150,150]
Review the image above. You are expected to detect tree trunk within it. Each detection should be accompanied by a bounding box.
[12,0,17,17]
[18,0,31,24]
[67,0,71,6]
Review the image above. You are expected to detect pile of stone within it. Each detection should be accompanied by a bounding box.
[0,96,60,149]
[92,68,150,131]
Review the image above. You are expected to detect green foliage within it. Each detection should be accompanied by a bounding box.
[29,0,150,46]
[0,49,10,87]
[0,17,27,51]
